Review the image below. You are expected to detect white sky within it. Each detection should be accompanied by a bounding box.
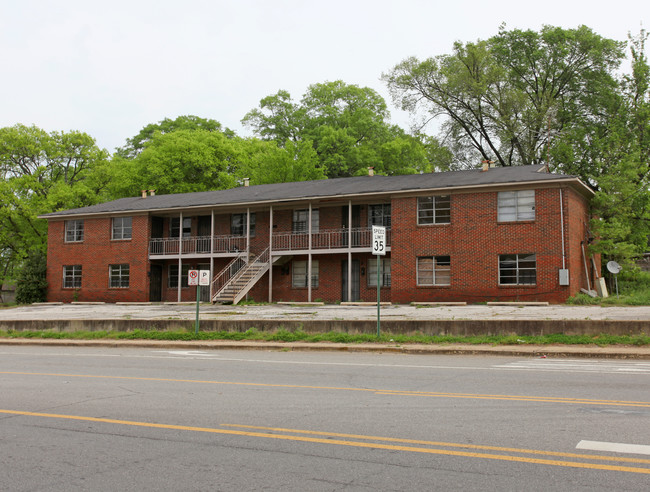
[1,0,647,154]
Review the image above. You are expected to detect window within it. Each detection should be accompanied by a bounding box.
[169,264,191,288]
[109,264,130,288]
[417,196,450,225]
[170,217,192,238]
[417,256,451,286]
[498,190,535,222]
[369,204,391,227]
[65,220,84,242]
[292,260,319,288]
[368,258,391,287]
[63,265,82,289]
[499,254,536,285]
[112,217,132,240]
[231,213,256,236]
[293,209,319,233]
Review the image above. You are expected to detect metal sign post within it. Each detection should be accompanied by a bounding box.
[188,270,200,334]
[372,226,386,337]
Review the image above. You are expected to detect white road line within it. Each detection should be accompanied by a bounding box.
[577,440,650,456]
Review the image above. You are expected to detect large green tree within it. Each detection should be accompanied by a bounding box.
[243,80,439,177]
[383,25,624,173]
[0,124,109,298]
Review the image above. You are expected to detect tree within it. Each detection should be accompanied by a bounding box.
[243,81,443,177]
[108,129,241,197]
[237,139,326,185]
[0,124,109,293]
[14,253,47,304]
[383,25,625,172]
[115,115,231,159]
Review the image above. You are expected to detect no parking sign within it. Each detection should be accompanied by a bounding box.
[188,270,199,286]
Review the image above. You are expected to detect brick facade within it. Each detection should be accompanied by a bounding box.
[43,169,595,305]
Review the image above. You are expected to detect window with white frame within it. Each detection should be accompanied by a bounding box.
[497,190,535,222]
[63,265,82,289]
[368,258,391,287]
[170,217,192,238]
[499,254,536,285]
[369,204,391,227]
[168,264,191,288]
[417,256,451,286]
[65,220,84,242]
[417,196,451,225]
[112,217,132,240]
[292,209,319,233]
[292,260,319,288]
[109,264,130,288]
[231,213,256,236]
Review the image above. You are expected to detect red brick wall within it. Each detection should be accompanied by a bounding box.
[390,187,586,304]
[46,215,150,302]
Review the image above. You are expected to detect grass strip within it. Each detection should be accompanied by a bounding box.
[0,329,649,347]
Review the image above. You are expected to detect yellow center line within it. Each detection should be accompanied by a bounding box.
[1,409,649,475]
[222,423,650,465]
[2,371,649,408]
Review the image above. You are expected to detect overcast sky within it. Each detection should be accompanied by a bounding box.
[1,0,646,153]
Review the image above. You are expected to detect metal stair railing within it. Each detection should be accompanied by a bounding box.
[211,252,248,302]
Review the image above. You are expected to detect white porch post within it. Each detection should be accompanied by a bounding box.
[246,208,251,263]
[209,209,214,301]
[268,206,273,303]
[308,202,312,303]
[177,212,183,303]
[348,200,352,302]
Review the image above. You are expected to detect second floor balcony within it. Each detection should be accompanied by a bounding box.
[149,227,391,258]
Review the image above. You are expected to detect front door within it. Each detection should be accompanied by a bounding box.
[197,216,211,253]
[149,264,163,302]
[341,259,360,302]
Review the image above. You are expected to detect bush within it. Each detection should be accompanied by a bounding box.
[14,254,48,304]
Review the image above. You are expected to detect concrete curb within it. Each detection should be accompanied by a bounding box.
[2,338,649,359]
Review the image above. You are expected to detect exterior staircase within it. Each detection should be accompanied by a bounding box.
[211,248,270,305]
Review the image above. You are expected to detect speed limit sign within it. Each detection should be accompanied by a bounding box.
[188,269,199,286]
[372,226,386,256]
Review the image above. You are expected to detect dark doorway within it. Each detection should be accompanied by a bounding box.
[341,259,360,302]
[198,216,212,253]
[149,264,163,302]
[151,217,164,238]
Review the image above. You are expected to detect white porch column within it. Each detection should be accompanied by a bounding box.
[209,209,214,301]
[268,206,273,303]
[308,202,312,302]
[246,208,251,263]
[348,200,352,302]
[177,212,183,303]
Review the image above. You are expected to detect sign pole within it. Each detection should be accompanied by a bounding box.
[195,283,200,335]
[372,225,386,339]
[377,255,381,337]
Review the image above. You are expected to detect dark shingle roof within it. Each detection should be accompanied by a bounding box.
[41,164,589,218]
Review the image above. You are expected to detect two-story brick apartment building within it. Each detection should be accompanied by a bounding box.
[41,164,596,304]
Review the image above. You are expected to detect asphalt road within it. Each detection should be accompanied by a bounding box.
[2,346,650,491]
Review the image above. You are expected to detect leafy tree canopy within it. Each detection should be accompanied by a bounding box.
[243,80,444,177]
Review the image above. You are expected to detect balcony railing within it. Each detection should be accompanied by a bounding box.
[272,227,391,252]
[149,228,391,257]
[149,235,247,256]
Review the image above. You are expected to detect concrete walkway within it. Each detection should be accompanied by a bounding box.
[1,301,650,322]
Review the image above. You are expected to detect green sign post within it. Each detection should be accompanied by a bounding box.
[372,225,386,338]
[189,270,210,335]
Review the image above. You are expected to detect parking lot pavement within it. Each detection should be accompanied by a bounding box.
[1,302,650,322]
